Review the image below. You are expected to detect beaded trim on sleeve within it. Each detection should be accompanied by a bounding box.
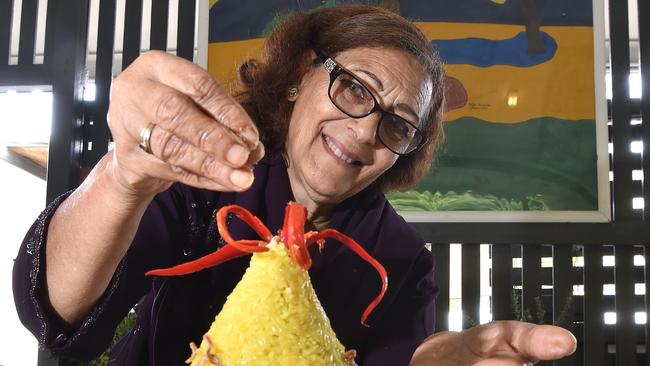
[28,191,127,349]
[28,191,73,345]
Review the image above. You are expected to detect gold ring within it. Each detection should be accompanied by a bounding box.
[139,122,155,154]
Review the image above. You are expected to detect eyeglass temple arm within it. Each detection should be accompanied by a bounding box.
[314,50,331,63]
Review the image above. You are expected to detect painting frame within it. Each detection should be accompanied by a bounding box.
[197,0,611,223]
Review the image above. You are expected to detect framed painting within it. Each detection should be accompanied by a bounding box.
[198,0,610,223]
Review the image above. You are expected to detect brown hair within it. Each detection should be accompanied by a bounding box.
[237,5,445,192]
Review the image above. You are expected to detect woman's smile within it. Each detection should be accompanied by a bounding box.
[322,134,363,167]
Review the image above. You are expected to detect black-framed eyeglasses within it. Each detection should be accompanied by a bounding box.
[318,52,427,155]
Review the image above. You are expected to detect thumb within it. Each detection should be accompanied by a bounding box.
[505,321,577,361]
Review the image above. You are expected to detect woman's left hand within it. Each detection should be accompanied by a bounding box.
[410,321,577,366]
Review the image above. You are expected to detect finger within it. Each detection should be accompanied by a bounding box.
[510,323,576,361]
[246,142,266,166]
[133,148,248,192]
[147,125,254,190]
[128,79,256,169]
[138,51,260,149]
[161,163,252,192]
[116,142,234,192]
[467,321,576,362]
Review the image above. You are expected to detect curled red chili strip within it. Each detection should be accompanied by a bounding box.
[145,244,246,276]
[281,202,312,270]
[146,202,388,326]
[145,205,272,276]
[306,229,388,327]
[217,205,273,241]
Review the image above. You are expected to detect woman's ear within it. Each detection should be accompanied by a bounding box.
[287,86,299,102]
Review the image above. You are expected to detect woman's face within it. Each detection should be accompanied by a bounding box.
[285,47,432,210]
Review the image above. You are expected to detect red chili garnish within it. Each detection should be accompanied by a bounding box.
[146,202,388,326]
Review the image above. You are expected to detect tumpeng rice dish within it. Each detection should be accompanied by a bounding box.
[146,203,387,366]
[186,241,355,366]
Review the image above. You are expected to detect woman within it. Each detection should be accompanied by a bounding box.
[13,5,575,365]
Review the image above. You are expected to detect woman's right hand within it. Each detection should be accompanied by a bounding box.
[107,50,264,198]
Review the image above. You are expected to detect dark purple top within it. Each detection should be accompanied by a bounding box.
[13,151,437,366]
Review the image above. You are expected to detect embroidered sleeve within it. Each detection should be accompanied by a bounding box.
[12,185,189,360]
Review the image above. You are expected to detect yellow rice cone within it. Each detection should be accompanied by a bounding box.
[187,238,355,366]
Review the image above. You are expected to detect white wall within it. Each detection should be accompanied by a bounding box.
[0,159,44,365]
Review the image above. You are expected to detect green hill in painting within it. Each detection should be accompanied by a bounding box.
[390,117,598,211]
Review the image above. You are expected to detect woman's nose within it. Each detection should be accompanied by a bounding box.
[348,112,380,145]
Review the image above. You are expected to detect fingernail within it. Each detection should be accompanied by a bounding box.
[256,142,266,160]
[227,144,249,166]
[240,127,259,148]
[230,169,253,188]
